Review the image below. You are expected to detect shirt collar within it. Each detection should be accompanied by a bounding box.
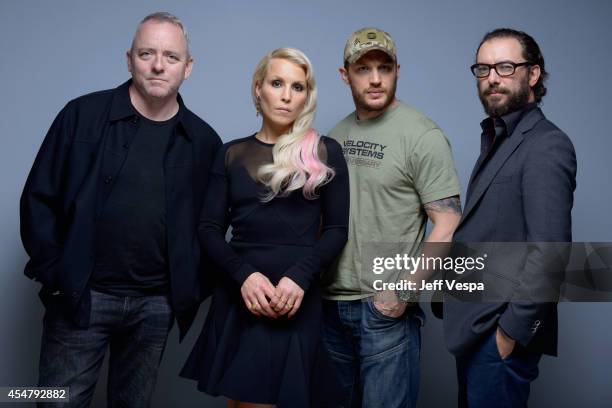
[479,102,538,138]
[109,79,193,141]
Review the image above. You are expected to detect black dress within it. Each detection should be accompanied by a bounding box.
[181,134,349,407]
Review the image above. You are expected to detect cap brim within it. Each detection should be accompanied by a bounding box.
[346,46,396,64]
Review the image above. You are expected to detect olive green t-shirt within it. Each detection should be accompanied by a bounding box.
[322,101,461,300]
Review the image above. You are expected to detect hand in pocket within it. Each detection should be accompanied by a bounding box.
[495,326,516,360]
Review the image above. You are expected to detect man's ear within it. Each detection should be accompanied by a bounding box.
[340,67,350,85]
[184,56,194,80]
[126,50,133,73]
[528,64,541,88]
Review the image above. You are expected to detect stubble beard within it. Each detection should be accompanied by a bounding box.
[351,76,398,116]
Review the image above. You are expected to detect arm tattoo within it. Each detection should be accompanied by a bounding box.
[423,196,462,214]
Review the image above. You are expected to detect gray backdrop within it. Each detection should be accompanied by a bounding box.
[1,0,611,407]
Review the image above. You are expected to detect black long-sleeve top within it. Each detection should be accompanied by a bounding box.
[198,134,349,291]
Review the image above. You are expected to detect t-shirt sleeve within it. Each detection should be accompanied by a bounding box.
[409,128,461,204]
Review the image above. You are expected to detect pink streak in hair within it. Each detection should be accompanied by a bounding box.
[298,129,329,199]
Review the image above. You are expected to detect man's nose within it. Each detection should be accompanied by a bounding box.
[153,55,164,72]
[486,68,501,85]
[370,69,382,85]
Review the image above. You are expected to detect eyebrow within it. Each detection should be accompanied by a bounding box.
[268,75,306,84]
[134,46,185,55]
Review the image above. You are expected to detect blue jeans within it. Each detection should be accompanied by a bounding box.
[38,289,173,408]
[322,298,423,408]
[456,329,542,408]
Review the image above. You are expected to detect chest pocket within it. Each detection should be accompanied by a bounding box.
[490,174,524,235]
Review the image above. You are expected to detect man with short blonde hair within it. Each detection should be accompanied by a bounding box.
[131,11,191,56]
[20,12,221,407]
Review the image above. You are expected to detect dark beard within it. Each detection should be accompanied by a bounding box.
[479,80,530,117]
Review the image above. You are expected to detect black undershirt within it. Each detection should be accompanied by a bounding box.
[91,113,176,296]
[467,103,537,200]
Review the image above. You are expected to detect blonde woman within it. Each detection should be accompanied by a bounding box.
[181,48,349,408]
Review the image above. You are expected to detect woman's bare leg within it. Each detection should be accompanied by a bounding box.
[228,400,275,408]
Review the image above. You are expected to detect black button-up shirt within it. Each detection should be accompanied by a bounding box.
[20,80,222,339]
[467,103,537,201]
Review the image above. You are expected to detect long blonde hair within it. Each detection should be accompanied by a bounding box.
[252,48,334,201]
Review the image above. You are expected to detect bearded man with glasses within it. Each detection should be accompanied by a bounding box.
[438,28,577,407]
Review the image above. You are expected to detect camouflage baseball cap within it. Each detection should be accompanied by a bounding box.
[343,27,397,64]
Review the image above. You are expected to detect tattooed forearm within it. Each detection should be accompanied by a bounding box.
[423,196,462,214]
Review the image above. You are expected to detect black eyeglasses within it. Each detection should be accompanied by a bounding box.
[470,61,532,78]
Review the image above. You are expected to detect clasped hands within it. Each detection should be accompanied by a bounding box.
[240,272,304,319]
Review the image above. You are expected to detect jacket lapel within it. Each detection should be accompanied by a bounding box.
[460,108,545,225]
[465,143,487,203]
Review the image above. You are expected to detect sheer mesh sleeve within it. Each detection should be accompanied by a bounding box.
[198,144,258,285]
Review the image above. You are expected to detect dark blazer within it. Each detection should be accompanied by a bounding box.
[441,107,576,356]
[20,80,222,340]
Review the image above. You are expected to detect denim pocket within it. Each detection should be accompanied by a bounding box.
[365,297,405,322]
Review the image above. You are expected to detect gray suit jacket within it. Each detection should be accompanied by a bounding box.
[441,107,576,356]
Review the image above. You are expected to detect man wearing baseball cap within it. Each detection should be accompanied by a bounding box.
[322,28,462,407]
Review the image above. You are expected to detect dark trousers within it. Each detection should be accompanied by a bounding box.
[38,289,173,408]
[456,329,542,408]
